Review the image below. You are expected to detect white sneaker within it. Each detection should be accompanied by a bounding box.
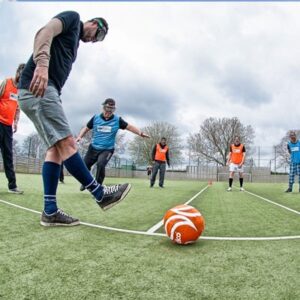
[240,187,245,191]
[227,187,232,191]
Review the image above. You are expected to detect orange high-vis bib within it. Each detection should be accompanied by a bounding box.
[0,78,18,126]
[230,144,244,164]
[154,144,168,162]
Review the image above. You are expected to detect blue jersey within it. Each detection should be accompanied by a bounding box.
[91,114,121,150]
[288,140,300,164]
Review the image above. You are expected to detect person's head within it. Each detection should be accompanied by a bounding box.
[15,63,25,83]
[102,98,116,118]
[289,131,297,143]
[160,137,167,146]
[233,136,240,145]
[81,17,108,43]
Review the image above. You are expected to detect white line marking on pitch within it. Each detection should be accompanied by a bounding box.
[0,198,299,241]
[243,189,300,216]
[146,185,209,233]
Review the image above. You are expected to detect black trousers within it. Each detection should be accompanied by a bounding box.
[83,145,114,185]
[150,161,166,187]
[0,122,16,189]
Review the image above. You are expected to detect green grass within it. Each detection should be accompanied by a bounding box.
[0,173,299,299]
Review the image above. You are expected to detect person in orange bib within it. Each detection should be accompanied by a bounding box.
[226,136,246,191]
[0,64,25,194]
[150,137,170,188]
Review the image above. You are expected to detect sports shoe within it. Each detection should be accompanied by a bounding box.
[285,188,292,193]
[227,187,232,191]
[240,187,245,191]
[8,188,24,194]
[80,185,85,191]
[40,209,80,227]
[159,185,164,188]
[97,183,131,211]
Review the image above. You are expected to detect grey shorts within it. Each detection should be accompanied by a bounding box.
[18,86,72,148]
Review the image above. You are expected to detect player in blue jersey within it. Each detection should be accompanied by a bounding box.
[285,131,300,192]
[76,98,149,189]
[18,11,133,226]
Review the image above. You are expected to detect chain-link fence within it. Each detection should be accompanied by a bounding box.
[0,148,291,183]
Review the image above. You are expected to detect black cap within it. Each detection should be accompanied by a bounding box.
[102,98,115,107]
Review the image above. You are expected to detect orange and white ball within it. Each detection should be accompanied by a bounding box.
[163,204,205,245]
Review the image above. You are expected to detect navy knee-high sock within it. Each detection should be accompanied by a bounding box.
[43,161,60,214]
[64,152,103,201]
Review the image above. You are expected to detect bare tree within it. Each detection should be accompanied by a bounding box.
[128,121,182,166]
[21,132,47,159]
[275,130,300,168]
[188,117,255,166]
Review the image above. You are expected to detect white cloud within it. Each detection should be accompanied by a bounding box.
[1,1,300,153]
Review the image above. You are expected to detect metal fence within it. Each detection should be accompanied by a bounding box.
[0,154,290,183]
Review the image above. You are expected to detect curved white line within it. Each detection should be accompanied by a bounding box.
[0,199,299,241]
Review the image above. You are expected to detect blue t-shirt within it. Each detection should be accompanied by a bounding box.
[19,11,82,93]
[288,140,300,164]
[87,114,128,150]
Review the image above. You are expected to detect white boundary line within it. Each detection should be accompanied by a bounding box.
[146,185,210,233]
[243,190,300,216]
[0,198,299,241]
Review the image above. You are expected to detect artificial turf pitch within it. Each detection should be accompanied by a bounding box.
[0,173,299,299]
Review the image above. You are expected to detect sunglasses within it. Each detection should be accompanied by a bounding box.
[94,19,107,42]
[103,105,115,113]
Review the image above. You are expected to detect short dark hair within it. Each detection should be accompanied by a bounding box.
[102,98,115,107]
[161,137,166,141]
[16,63,25,74]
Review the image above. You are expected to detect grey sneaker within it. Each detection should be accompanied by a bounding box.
[40,209,80,227]
[8,188,24,194]
[285,188,292,193]
[97,183,131,211]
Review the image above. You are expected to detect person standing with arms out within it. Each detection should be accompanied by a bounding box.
[76,98,149,189]
[18,11,131,227]
[150,137,170,188]
[0,64,25,194]
[285,131,300,193]
[226,136,246,191]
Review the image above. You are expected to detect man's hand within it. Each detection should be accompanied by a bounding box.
[75,136,82,143]
[140,132,150,138]
[13,123,18,133]
[29,66,48,97]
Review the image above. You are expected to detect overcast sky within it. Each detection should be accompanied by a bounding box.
[1,1,300,156]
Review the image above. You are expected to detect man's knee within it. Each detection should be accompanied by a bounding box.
[57,136,77,151]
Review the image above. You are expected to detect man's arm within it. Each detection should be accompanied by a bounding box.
[126,124,149,138]
[75,127,91,143]
[0,79,7,98]
[30,18,63,97]
[13,106,20,133]
[166,149,170,166]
